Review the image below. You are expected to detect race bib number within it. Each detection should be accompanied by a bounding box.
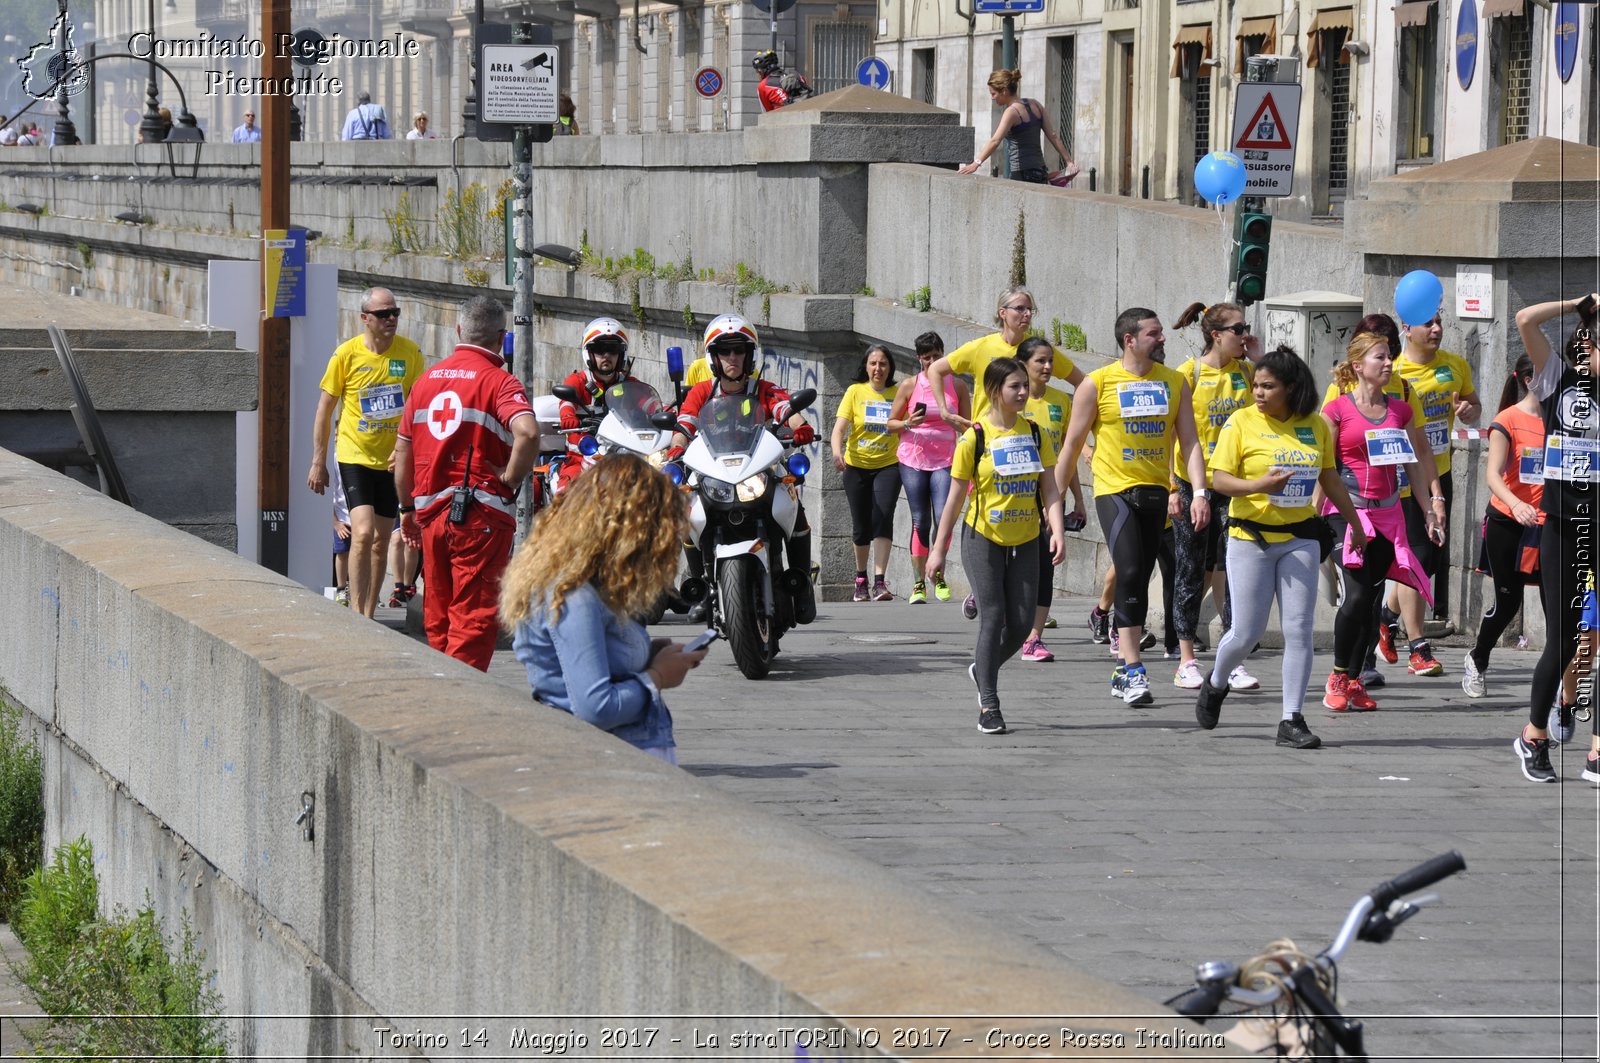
[991,436,1043,476]
[359,382,404,421]
[1518,445,1545,486]
[1364,427,1415,467]
[1116,381,1169,419]
[1424,420,1449,455]
[1544,434,1600,483]
[1269,467,1319,508]
[863,401,892,429]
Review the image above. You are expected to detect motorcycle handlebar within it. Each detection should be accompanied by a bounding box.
[1368,851,1466,910]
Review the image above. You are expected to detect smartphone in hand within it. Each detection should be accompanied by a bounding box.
[685,629,721,652]
[913,401,928,416]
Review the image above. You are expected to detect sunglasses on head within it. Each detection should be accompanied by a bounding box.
[364,307,401,320]
[1216,323,1250,335]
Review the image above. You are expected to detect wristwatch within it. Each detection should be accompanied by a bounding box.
[398,505,416,514]
[1196,488,1212,500]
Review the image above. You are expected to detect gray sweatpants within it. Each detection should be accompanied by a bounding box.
[961,525,1040,710]
[1209,535,1320,719]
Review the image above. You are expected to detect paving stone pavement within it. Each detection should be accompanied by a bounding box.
[441,591,1596,1061]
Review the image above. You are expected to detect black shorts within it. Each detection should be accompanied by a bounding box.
[1401,469,1453,576]
[338,462,399,519]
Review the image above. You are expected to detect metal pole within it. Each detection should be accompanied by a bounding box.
[999,15,1015,179]
[257,0,291,574]
[138,0,164,143]
[512,20,536,542]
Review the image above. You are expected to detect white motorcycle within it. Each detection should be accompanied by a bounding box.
[676,389,817,679]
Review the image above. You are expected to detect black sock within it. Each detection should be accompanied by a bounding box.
[855,570,867,581]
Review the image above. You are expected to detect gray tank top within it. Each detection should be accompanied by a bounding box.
[1005,99,1047,173]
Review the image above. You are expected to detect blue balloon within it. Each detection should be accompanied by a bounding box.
[1194,151,1248,204]
[1394,270,1445,326]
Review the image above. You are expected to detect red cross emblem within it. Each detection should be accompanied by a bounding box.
[427,391,463,440]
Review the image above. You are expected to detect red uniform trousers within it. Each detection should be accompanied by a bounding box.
[421,510,513,670]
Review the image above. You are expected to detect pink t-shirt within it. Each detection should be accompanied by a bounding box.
[897,372,960,471]
[1321,391,1416,509]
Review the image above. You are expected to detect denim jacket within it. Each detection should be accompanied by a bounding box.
[512,582,676,755]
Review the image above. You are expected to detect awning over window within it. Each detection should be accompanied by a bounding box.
[1305,7,1354,68]
[1170,23,1214,78]
[1235,16,1278,74]
[1395,0,1435,28]
[1482,0,1524,18]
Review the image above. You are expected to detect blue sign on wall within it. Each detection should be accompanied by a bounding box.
[1554,2,1580,83]
[1455,0,1478,90]
[974,0,1045,12]
[855,56,891,90]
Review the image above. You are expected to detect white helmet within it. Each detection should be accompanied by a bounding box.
[702,314,760,383]
[582,317,631,377]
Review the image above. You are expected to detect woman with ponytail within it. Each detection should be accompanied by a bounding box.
[958,69,1079,185]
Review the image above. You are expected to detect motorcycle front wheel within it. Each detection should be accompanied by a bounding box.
[717,555,773,679]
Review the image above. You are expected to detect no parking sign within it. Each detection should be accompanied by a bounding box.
[695,67,723,98]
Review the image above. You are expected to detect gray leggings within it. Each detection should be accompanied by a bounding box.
[961,525,1040,710]
[1209,535,1320,719]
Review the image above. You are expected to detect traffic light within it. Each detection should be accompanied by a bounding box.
[1231,210,1272,306]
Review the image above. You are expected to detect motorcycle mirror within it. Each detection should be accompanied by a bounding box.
[552,384,579,404]
[650,410,680,431]
[787,388,817,414]
[666,345,685,380]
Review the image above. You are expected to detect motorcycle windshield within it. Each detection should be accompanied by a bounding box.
[697,394,767,460]
[599,380,667,433]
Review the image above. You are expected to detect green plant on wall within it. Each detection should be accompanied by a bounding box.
[383,192,425,255]
[1010,213,1026,289]
[440,181,488,260]
[463,264,490,288]
[0,691,41,923]
[903,286,932,312]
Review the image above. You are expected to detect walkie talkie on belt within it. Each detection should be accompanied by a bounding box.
[449,445,474,524]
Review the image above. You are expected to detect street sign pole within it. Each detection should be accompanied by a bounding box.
[1231,56,1271,305]
[511,21,535,541]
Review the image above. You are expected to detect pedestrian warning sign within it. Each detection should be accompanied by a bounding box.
[1229,82,1301,197]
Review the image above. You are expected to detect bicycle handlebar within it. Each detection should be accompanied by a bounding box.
[1167,983,1229,1020]
[1368,851,1466,911]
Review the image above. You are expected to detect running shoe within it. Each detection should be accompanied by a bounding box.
[1377,619,1400,664]
[335,586,351,608]
[1323,672,1351,712]
[908,581,927,605]
[1551,702,1576,745]
[1121,664,1154,706]
[387,585,407,608]
[1408,643,1444,676]
[932,572,952,601]
[1020,638,1054,663]
[1110,664,1128,698]
[1276,714,1322,749]
[1345,676,1378,711]
[401,583,417,601]
[1087,606,1111,644]
[1141,630,1158,650]
[1108,627,1121,658]
[1173,659,1204,689]
[1358,668,1386,690]
[1194,672,1228,729]
[1584,754,1600,785]
[1514,731,1558,783]
[872,578,892,602]
[1461,654,1487,698]
[962,594,978,619]
[978,708,1009,734]
[1043,615,1058,629]
[852,577,869,603]
[1228,666,1261,690]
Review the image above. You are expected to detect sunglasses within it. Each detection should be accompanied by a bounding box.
[1004,304,1035,314]
[364,307,401,320]
[1216,323,1250,335]
[587,343,625,356]
[712,342,753,356]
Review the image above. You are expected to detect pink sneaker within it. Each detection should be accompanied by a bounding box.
[1020,638,1055,662]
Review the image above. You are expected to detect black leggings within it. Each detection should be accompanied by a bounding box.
[1531,511,1598,731]
[1471,509,1542,671]
[1095,486,1168,632]
[841,463,902,545]
[1327,513,1398,672]
[1172,479,1229,642]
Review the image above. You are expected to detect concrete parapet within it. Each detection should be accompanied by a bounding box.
[0,448,1223,1059]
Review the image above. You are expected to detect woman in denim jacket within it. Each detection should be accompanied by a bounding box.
[500,455,706,763]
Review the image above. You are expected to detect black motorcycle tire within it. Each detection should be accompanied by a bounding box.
[718,555,773,679]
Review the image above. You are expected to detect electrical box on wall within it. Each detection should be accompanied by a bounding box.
[1260,290,1364,386]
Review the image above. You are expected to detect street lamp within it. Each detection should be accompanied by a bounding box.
[137,0,166,142]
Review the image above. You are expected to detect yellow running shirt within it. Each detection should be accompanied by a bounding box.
[1174,356,1252,481]
[1023,384,1073,456]
[319,334,424,470]
[1211,405,1334,543]
[952,416,1059,546]
[947,333,1076,421]
[1392,350,1474,476]
[1321,379,1428,496]
[1086,361,1187,496]
[836,382,899,469]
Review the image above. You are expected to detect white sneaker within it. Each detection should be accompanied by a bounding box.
[1461,654,1487,699]
[1122,665,1152,706]
[1173,659,1204,689]
[1228,665,1261,690]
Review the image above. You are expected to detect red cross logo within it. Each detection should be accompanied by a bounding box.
[427,391,463,440]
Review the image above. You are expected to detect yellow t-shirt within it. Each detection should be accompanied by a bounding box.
[836,382,899,469]
[951,416,1060,546]
[1321,378,1428,496]
[1086,361,1188,495]
[318,334,424,469]
[685,356,713,387]
[1174,356,1253,482]
[1211,405,1334,543]
[1392,350,1474,476]
[947,333,1076,421]
[1023,385,1073,457]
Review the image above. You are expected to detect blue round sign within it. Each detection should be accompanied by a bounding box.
[1455,0,1478,91]
[1554,2,1580,83]
[695,66,722,99]
[856,56,891,90]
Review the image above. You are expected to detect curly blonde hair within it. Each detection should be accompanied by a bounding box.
[499,454,690,629]
[1332,331,1392,393]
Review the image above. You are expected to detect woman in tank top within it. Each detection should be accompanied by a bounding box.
[957,69,1079,185]
[889,330,970,604]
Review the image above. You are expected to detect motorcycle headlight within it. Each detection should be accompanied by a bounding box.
[702,478,735,503]
[735,472,769,502]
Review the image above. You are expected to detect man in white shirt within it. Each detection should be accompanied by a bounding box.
[231,110,261,143]
[341,91,390,140]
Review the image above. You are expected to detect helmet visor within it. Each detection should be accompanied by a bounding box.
[587,339,627,358]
